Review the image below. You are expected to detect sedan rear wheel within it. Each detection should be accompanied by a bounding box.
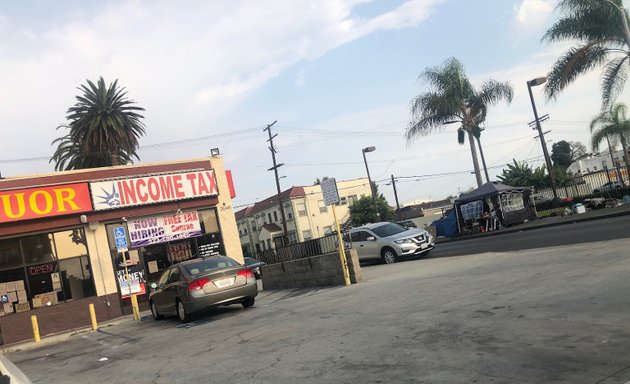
[150,301,163,320]
[177,300,191,323]
[381,248,398,264]
[242,297,255,308]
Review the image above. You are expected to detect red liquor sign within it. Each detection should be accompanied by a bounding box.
[0,183,92,223]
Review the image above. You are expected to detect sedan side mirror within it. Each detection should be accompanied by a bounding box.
[366,236,376,241]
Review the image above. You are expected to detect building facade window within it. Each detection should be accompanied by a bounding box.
[273,211,278,222]
[318,200,327,213]
[347,195,357,206]
[302,230,312,239]
[297,203,307,217]
[268,213,272,223]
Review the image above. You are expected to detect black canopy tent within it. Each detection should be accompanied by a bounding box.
[453,182,536,233]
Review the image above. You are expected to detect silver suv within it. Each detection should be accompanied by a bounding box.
[349,222,434,264]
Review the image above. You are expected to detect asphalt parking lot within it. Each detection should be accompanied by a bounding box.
[6,238,630,383]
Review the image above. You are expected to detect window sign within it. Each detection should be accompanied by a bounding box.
[116,265,146,298]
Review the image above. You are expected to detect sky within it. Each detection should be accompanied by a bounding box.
[2,0,629,210]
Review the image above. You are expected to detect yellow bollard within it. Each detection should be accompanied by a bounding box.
[31,315,40,343]
[89,303,98,331]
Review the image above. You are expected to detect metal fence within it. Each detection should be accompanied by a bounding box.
[534,166,630,207]
[257,233,347,265]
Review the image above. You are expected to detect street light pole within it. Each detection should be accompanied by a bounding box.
[362,146,380,220]
[527,77,558,200]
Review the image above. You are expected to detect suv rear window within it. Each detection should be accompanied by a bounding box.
[372,223,407,238]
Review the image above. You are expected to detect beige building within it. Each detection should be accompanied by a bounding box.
[235,178,370,257]
[0,155,240,344]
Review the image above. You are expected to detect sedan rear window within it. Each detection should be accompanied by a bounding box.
[183,256,239,276]
[371,223,407,238]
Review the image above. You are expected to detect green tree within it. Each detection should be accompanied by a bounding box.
[551,141,573,167]
[348,195,394,227]
[542,0,630,107]
[497,159,549,188]
[50,77,146,171]
[313,177,330,185]
[590,102,630,177]
[407,58,513,188]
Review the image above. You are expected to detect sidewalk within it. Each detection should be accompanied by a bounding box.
[437,204,630,244]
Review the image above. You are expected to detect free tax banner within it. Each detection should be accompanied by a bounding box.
[90,170,218,211]
[0,183,92,223]
[128,211,202,247]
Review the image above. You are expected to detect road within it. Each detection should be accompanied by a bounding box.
[431,214,630,258]
[7,234,630,383]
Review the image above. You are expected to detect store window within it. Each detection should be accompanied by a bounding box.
[0,238,23,269]
[199,209,219,233]
[0,228,96,314]
[21,234,55,265]
[58,256,94,300]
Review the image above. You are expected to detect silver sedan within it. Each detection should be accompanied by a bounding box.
[149,256,258,323]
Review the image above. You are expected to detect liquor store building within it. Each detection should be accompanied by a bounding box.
[0,155,242,344]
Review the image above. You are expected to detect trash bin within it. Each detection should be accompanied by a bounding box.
[574,203,586,214]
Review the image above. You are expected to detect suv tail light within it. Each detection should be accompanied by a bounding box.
[237,269,255,280]
[188,278,209,292]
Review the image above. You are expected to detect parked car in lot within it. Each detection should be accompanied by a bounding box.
[395,220,417,229]
[594,180,625,193]
[243,257,265,279]
[149,255,258,323]
[349,222,434,264]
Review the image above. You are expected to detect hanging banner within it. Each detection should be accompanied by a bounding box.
[128,211,202,247]
[90,170,218,211]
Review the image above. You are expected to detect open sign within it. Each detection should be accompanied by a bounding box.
[28,263,55,276]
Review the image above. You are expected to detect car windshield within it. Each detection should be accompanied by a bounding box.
[371,223,408,238]
[183,256,239,276]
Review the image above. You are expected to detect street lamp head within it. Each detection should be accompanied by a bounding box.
[527,77,547,87]
[362,146,376,153]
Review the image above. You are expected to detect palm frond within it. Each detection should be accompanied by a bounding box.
[544,42,610,100]
[601,55,630,108]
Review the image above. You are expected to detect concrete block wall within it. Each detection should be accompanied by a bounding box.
[261,249,362,290]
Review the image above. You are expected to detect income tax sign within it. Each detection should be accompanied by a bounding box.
[90,170,218,211]
[0,183,92,223]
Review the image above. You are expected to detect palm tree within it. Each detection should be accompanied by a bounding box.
[406,58,513,188]
[50,77,146,171]
[542,0,630,107]
[590,102,630,180]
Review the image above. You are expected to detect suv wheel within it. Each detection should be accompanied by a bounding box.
[381,247,398,264]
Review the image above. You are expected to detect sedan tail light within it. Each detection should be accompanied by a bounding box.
[237,269,255,280]
[188,278,209,292]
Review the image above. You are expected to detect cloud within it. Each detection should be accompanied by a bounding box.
[0,0,441,177]
[513,0,554,28]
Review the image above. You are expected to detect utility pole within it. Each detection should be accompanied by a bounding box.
[390,174,401,220]
[264,121,288,245]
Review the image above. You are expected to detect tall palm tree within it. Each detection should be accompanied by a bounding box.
[590,102,630,180]
[406,58,513,188]
[50,77,146,171]
[542,0,630,107]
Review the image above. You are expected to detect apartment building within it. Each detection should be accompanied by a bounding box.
[235,178,370,257]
